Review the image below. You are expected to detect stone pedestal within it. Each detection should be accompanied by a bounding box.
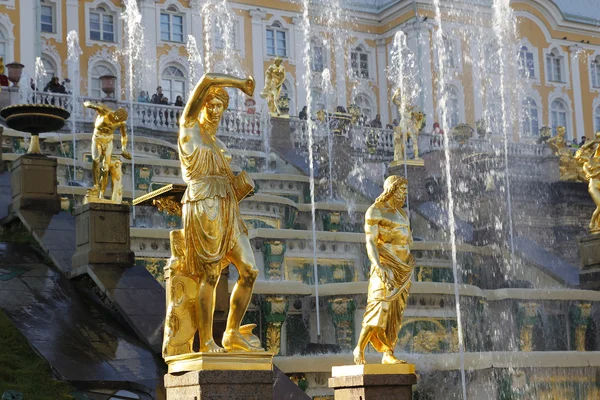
[577,233,600,290]
[71,202,135,273]
[329,364,417,400]
[270,117,292,150]
[9,154,61,214]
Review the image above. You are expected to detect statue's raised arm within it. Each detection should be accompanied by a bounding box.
[180,73,255,128]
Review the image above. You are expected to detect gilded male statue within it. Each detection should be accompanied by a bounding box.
[576,132,600,233]
[392,89,425,160]
[84,101,131,201]
[176,73,261,353]
[260,57,286,116]
[354,176,415,365]
[547,126,585,182]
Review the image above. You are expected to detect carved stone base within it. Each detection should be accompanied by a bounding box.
[164,360,274,399]
[71,202,134,274]
[578,233,600,290]
[329,364,417,400]
[270,116,292,150]
[165,351,274,374]
[9,154,60,215]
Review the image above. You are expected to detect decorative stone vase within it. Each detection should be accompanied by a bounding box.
[100,75,117,99]
[450,123,474,144]
[6,62,24,87]
[277,94,290,116]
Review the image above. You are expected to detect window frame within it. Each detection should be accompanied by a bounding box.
[543,45,570,88]
[161,64,187,105]
[85,1,120,47]
[265,21,288,58]
[521,96,540,137]
[160,7,185,43]
[590,55,600,93]
[550,98,570,138]
[40,2,55,34]
[350,46,370,80]
[594,104,600,134]
[354,93,373,121]
[39,0,62,42]
[310,38,325,73]
[89,61,118,99]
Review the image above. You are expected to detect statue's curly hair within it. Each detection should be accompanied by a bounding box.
[114,108,128,122]
[375,175,408,204]
[205,86,230,110]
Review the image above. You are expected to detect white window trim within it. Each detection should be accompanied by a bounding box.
[309,34,329,74]
[211,13,245,57]
[87,48,121,99]
[347,39,376,83]
[85,0,121,48]
[0,13,15,64]
[593,97,600,134]
[88,61,119,99]
[158,46,189,93]
[158,1,188,45]
[41,41,62,81]
[543,44,570,89]
[519,90,543,141]
[517,38,541,85]
[548,89,573,140]
[441,80,465,129]
[262,16,295,63]
[40,0,62,43]
[0,0,15,10]
[434,33,462,74]
[588,53,600,94]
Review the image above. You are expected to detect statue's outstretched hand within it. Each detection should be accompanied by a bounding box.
[121,150,132,160]
[242,77,255,97]
[83,101,92,108]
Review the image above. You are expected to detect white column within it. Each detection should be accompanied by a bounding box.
[376,38,389,124]
[20,0,38,77]
[570,45,585,141]
[292,16,307,113]
[140,0,158,92]
[250,9,267,109]
[66,0,79,34]
[334,34,347,107]
[407,22,434,130]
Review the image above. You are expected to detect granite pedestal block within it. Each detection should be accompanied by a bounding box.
[9,154,61,214]
[578,233,600,290]
[329,364,417,400]
[270,117,292,150]
[71,202,135,273]
[164,369,274,400]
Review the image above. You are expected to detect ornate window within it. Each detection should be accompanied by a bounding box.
[90,6,115,42]
[311,38,324,72]
[445,85,460,129]
[546,48,564,83]
[591,56,600,88]
[41,56,56,79]
[266,21,287,57]
[160,6,184,43]
[521,97,539,136]
[350,46,369,79]
[595,105,600,133]
[354,93,372,120]
[443,36,458,69]
[161,65,186,104]
[90,62,117,99]
[40,0,55,33]
[518,46,535,78]
[550,99,568,136]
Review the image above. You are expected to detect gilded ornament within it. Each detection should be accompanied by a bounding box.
[260,57,286,116]
[547,126,586,182]
[153,196,183,216]
[354,176,415,365]
[266,321,282,355]
[575,132,600,233]
[392,89,426,160]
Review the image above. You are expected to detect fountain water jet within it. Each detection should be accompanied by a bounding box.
[67,30,82,185]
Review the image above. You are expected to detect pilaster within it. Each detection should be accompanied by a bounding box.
[570,45,585,141]
[376,38,389,124]
[66,0,79,36]
[334,33,347,107]
[262,239,286,280]
[517,302,539,351]
[570,302,592,351]
[292,16,307,113]
[140,0,158,91]
[327,297,356,352]
[250,9,267,110]
[262,296,288,355]
[19,0,38,76]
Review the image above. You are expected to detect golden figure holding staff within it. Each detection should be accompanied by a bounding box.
[354,176,415,365]
[84,101,131,202]
[260,57,286,116]
[176,73,261,354]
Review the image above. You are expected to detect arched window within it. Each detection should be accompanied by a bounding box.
[518,46,535,78]
[595,105,600,133]
[311,38,324,72]
[521,97,539,136]
[591,56,600,88]
[354,94,372,120]
[485,94,503,135]
[444,85,460,129]
[550,99,568,136]
[41,56,56,79]
[161,65,186,104]
[90,62,117,99]
[266,21,287,57]
[546,48,564,83]
[350,46,369,79]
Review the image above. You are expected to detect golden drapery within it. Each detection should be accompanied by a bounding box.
[179,125,247,276]
[363,243,414,353]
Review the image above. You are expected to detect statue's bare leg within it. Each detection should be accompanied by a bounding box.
[222,234,261,352]
[91,140,101,194]
[382,351,406,364]
[99,141,113,198]
[353,325,375,365]
[197,274,225,353]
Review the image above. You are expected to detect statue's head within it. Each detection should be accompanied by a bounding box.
[595,131,600,139]
[112,108,128,123]
[274,57,283,66]
[557,126,566,136]
[377,175,408,209]
[202,86,229,124]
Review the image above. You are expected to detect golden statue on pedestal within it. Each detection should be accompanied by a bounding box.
[354,176,415,365]
[162,73,264,363]
[576,132,600,234]
[84,101,131,203]
[392,89,425,160]
[547,126,585,182]
[260,57,286,116]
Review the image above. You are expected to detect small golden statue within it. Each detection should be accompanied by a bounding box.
[547,126,585,182]
[260,57,286,116]
[84,101,131,203]
[392,89,425,160]
[164,73,262,361]
[576,132,600,233]
[354,176,415,365]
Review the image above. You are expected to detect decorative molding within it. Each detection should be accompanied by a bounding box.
[543,43,571,90]
[0,12,15,62]
[84,0,122,48]
[159,46,190,77]
[40,0,63,43]
[87,47,121,98]
[41,40,62,80]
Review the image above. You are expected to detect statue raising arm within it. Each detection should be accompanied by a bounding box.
[391,88,402,110]
[84,101,112,116]
[180,73,255,129]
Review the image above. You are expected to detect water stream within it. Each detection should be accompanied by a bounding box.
[66,30,82,185]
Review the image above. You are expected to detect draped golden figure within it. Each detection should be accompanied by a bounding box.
[354,176,415,365]
[175,73,263,354]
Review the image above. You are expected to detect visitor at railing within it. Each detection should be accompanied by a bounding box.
[138,90,149,103]
[298,105,308,120]
[580,136,587,147]
[370,114,382,128]
[430,122,444,148]
[175,95,185,107]
[151,86,165,104]
[62,78,72,94]
[44,77,67,94]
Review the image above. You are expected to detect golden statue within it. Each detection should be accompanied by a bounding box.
[354,176,415,365]
[392,89,425,160]
[576,132,600,233]
[84,101,131,203]
[260,57,286,116]
[547,126,585,182]
[167,72,262,356]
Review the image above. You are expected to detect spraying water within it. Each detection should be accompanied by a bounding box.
[67,30,82,183]
[431,0,468,397]
[200,0,242,76]
[300,0,321,339]
[321,68,334,199]
[186,35,204,88]
[34,57,46,105]
[123,0,145,217]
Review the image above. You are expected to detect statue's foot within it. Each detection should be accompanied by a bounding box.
[353,347,366,365]
[222,330,263,352]
[200,339,225,353]
[382,352,406,364]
